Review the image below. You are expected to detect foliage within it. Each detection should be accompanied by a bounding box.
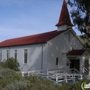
[71,79,90,90]
[0,66,23,89]
[68,0,90,52]
[59,82,72,90]
[25,75,61,90]
[3,57,20,71]
[77,35,90,52]
[0,65,61,90]
[1,63,90,90]
[3,80,31,90]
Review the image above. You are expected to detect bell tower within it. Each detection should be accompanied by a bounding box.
[56,0,73,31]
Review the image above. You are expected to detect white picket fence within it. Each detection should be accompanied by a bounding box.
[18,69,83,84]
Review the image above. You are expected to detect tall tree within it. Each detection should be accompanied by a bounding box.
[68,0,90,52]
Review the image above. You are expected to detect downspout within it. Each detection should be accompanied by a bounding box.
[41,44,43,72]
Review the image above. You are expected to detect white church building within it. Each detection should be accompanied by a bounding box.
[0,0,89,77]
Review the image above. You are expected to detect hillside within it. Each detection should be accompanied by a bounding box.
[0,63,90,90]
[0,63,71,90]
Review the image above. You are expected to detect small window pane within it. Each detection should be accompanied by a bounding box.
[7,50,9,59]
[24,49,28,64]
[56,58,58,65]
[15,50,17,60]
[0,50,2,61]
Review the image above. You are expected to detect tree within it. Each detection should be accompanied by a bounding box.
[68,0,90,52]
[4,57,20,71]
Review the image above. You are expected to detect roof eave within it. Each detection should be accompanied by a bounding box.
[0,42,46,48]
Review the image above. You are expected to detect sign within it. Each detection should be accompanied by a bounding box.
[81,82,90,90]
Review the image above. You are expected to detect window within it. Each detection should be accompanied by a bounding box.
[24,49,28,64]
[7,50,9,59]
[0,50,2,61]
[56,58,58,65]
[15,50,17,60]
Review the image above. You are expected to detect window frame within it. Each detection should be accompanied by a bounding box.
[56,58,59,65]
[7,50,9,59]
[0,50,2,61]
[14,50,17,60]
[24,49,28,64]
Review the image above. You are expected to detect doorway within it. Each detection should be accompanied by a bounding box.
[70,59,80,72]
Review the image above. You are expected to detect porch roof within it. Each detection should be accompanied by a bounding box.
[67,49,86,56]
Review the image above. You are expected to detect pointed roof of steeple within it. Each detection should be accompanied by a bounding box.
[56,0,73,26]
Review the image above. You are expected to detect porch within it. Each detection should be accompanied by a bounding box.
[19,49,90,84]
[20,68,84,84]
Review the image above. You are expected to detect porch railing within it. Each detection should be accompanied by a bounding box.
[69,68,80,74]
[18,69,83,84]
[84,67,89,75]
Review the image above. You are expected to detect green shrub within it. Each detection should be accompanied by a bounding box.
[0,67,23,89]
[72,79,90,90]
[59,82,72,90]
[25,75,61,90]
[3,57,20,71]
[0,62,7,68]
[3,80,31,90]
[1,60,90,90]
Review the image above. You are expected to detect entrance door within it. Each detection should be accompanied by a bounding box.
[70,59,80,72]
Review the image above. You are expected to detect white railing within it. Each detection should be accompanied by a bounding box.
[47,73,83,83]
[69,68,80,74]
[47,69,65,74]
[18,69,83,84]
[84,67,89,75]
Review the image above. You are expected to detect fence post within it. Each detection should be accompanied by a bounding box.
[64,74,68,83]
[73,74,75,83]
[47,69,49,79]
[80,74,83,80]
[56,74,58,84]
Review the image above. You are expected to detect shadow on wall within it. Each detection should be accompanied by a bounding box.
[47,32,82,70]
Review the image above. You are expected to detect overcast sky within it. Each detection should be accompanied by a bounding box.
[0,0,81,41]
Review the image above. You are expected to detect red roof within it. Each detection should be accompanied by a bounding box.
[0,30,67,47]
[56,0,73,26]
[67,49,86,56]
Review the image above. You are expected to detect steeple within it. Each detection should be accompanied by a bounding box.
[56,0,73,31]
